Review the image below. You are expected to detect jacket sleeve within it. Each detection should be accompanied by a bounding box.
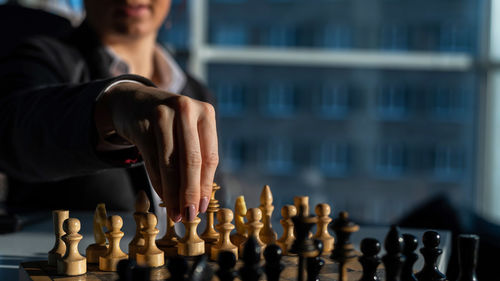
[0,37,153,182]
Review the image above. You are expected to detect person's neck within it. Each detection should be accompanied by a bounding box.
[105,34,157,79]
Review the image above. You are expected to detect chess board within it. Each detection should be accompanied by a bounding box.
[19,254,385,281]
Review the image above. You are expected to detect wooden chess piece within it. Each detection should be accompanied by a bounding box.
[456,234,479,281]
[178,216,205,256]
[216,251,238,281]
[99,215,128,271]
[382,225,405,281]
[129,191,150,260]
[401,234,418,281]
[48,209,69,266]
[240,208,265,254]
[330,211,360,281]
[291,198,319,281]
[201,182,220,255]
[259,185,277,245]
[167,256,189,281]
[230,195,248,255]
[264,244,284,281]
[415,231,447,281]
[57,218,86,276]
[277,205,297,255]
[137,213,164,267]
[358,238,382,281]
[211,208,238,261]
[156,202,179,258]
[313,203,334,254]
[86,203,108,263]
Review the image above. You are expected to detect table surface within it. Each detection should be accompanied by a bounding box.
[0,211,451,281]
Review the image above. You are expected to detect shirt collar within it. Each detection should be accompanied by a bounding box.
[105,45,186,94]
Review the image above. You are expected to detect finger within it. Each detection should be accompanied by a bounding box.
[197,102,219,213]
[135,126,162,200]
[176,97,202,222]
[154,105,182,222]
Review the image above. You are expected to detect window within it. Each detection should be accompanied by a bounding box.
[321,24,352,49]
[377,85,409,120]
[261,139,294,174]
[261,82,295,117]
[212,24,248,46]
[317,83,350,119]
[220,139,245,172]
[318,142,350,177]
[375,144,408,177]
[430,86,465,122]
[380,24,409,50]
[432,145,465,181]
[214,81,245,117]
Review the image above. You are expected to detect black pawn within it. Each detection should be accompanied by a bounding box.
[456,234,479,281]
[307,239,325,281]
[189,255,213,281]
[415,231,446,281]
[358,238,381,281]
[239,236,263,281]
[132,265,151,281]
[167,256,189,281]
[401,234,418,281]
[382,225,405,281]
[217,251,238,281]
[117,259,133,281]
[264,244,285,281]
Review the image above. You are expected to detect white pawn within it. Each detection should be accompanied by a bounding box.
[277,205,297,255]
[137,213,164,267]
[99,215,128,271]
[57,218,86,276]
[313,203,334,254]
[211,208,238,261]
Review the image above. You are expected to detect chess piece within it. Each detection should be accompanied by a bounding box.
[129,191,150,260]
[291,197,319,281]
[230,195,248,254]
[330,211,360,281]
[358,238,381,281]
[201,183,220,255]
[99,215,128,271]
[456,234,479,281]
[137,213,164,267]
[178,216,205,256]
[401,234,418,281]
[156,203,179,257]
[277,204,297,255]
[259,185,277,244]
[313,203,334,254]
[217,251,238,281]
[306,239,325,281]
[48,209,69,266]
[239,236,263,281]
[415,231,447,281]
[382,225,405,281]
[86,203,108,263]
[117,259,133,281]
[189,254,214,281]
[264,244,284,281]
[240,208,265,254]
[211,208,238,261]
[167,256,189,281]
[57,218,86,276]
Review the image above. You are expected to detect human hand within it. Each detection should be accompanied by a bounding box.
[95,82,218,222]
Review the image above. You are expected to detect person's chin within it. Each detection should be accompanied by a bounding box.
[113,22,154,38]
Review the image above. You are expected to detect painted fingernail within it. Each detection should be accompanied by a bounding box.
[169,208,182,223]
[199,197,209,213]
[173,213,182,223]
[185,205,196,222]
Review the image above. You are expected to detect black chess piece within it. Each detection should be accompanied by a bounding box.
[117,259,133,281]
[401,234,418,281]
[456,234,479,281]
[358,238,381,281]
[415,231,446,281]
[382,225,405,281]
[167,256,189,281]
[306,239,325,281]
[291,204,318,281]
[217,251,238,281]
[264,244,285,281]
[132,264,151,281]
[189,254,213,281]
[330,211,360,281]
[239,236,263,281]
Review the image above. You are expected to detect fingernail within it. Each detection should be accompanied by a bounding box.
[199,197,209,213]
[169,208,182,223]
[185,205,196,222]
[173,213,182,223]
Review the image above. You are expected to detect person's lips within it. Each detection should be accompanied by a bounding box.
[121,4,151,17]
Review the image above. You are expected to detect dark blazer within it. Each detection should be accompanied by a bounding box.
[0,22,213,211]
